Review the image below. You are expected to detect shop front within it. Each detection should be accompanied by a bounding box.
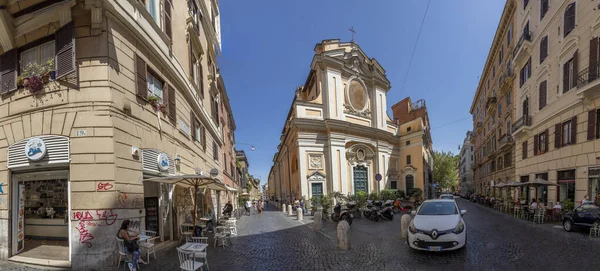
[7,135,71,267]
[141,148,176,244]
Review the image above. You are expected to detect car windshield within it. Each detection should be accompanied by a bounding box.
[440,195,453,199]
[417,202,458,215]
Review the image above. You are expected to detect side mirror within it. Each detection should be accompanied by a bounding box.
[411,210,417,216]
[460,210,467,216]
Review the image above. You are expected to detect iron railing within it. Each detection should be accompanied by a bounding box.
[512,115,532,133]
[513,31,533,59]
[499,134,514,146]
[499,68,514,89]
[577,62,600,88]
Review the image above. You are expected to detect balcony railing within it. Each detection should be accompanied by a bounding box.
[513,31,533,59]
[499,68,514,91]
[499,134,514,148]
[512,115,532,133]
[577,62,600,89]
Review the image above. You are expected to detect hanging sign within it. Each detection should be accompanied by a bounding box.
[24,137,46,161]
[157,153,170,172]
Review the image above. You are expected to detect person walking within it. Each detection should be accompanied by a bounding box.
[245,199,252,215]
[258,200,263,214]
[300,199,306,214]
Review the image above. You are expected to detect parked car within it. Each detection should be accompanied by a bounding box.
[439,194,454,200]
[407,199,467,251]
[563,203,600,232]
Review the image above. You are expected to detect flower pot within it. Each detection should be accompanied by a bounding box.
[22,78,30,87]
[50,71,56,80]
[42,75,50,83]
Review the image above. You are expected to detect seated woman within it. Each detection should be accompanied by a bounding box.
[117,219,147,271]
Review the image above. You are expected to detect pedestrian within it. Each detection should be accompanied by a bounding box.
[300,199,306,214]
[258,200,263,214]
[117,219,147,271]
[245,199,252,215]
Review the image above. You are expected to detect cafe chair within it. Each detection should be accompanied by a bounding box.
[180,224,193,244]
[191,236,209,246]
[194,252,209,270]
[139,230,159,263]
[116,237,139,271]
[177,247,204,271]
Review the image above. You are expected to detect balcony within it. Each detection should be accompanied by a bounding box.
[485,97,497,115]
[513,31,533,65]
[498,134,514,150]
[487,149,496,158]
[512,115,532,136]
[576,61,600,99]
[499,68,515,93]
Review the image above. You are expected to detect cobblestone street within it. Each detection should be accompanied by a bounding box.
[3,199,600,271]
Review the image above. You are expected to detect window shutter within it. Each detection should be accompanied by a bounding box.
[0,49,18,93]
[571,115,577,144]
[167,84,176,123]
[563,60,569,93]
[539,81,547,110]
[527,58,532,79]
[545,129,549,151]
[135,54,148,99]
[189,41,194,79]
[522,141,527,159]
[191,112,197,141]
[533,134,539,155]
[164,0,173,39]
[555,123,562,149]
[589,110,597,140]
[55,22,76,80]
[199,63,204,99]
[540,36,547,63]
[590,38,599,82]
[572,50,578,88]
[202,126,207,151]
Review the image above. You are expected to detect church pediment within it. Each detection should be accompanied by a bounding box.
[401,165,417,175]
[307,171,326,181]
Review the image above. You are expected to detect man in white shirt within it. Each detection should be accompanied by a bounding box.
[245,200,252,215]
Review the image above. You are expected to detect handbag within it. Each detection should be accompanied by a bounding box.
[124,239,139,253]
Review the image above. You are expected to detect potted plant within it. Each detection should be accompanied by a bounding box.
[148,95,160,108]
[320,194,333,219]
[159,104,168,114]
[309,196,320,216]
[28,76,44,93]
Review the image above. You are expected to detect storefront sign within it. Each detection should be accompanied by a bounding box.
[157,153,170,172]
[24,137,46,161]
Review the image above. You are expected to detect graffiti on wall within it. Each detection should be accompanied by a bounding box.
[118,192,127,208]
[76,221,94,248]
[0,182,5,194]
[97,182,114,191]
[73,209,119,248]
[132,195,143,208]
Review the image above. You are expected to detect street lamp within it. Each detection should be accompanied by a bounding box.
[237,142,255,151]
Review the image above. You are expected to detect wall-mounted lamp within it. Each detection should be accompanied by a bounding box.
[174,153,181,166]
[131,146,140,158]
[237,142,255,151]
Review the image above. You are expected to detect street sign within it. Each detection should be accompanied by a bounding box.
[432,183,438,188]
[375,173,382,181]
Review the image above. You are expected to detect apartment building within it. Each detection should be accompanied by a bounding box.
[459,131,475,193]
[470,0,517,197]
[510,0,600,204]
[0,0,235,269]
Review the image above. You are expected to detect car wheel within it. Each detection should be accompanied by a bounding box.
[563,219,573,232]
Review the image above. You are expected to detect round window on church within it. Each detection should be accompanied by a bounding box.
[347,80,367,111]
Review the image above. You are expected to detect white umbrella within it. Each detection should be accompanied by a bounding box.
[145,174,227,236]
[523,178,558,186]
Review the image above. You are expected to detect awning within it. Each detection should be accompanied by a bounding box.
[225,185,238,192]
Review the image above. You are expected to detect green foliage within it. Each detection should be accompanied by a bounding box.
[381,189,397,201]
[310,196,321,211]
[562,199,574,213]
[320,194,333,214]
[411,188,423,200]
[368,192,380,201]
[396,190,406,200]
[355,191,368,210]
[432,150,459,189]
[237,195,249,208]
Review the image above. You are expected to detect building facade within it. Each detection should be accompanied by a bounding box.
[0,0,235,269]
[510,0,600,204]
[470,0,517,197]
[459,131,475,193]
[268,40,433,205]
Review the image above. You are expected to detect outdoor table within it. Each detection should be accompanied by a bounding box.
[180,242,208,253]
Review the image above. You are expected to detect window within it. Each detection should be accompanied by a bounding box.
[540,36,548,63]
[471,146,473,151]
[492,66,496,78]
[406,140,410,145]
[211,95,219,126]
[498,103,502,117]
[407,155,411,165]
[523,0,529,9]
[390,181,397,190]
[506,91,511,106]
[535,130,548,154]
[595,109,600,140]
[147,72,164,103]
[507,120,511,135]
[471,155,473,161]
[507,24,513,46]
[405,175,415,195]
[407,127,411,132]
[311,183,323,199]
[562,120,572,145]
[564,2,576,37]
[19,41,55,74]
[498,49,503,65]
[188,0,202,28]
[213,141,219,161]
[487,79,490,89]
[520,57,532,87]
[522,140,528,159]
[541,0,549,20]
[146,0,160,23]
[539,80,547,110]
[563,54,577,93]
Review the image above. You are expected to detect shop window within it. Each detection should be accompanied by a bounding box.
[557,169,576,202]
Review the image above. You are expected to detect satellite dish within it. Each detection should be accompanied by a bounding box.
[210,168,219,177]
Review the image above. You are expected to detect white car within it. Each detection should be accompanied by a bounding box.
[439,194,455,200]
[407,199,467,251]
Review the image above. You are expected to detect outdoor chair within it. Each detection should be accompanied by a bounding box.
[213,227,229,248]
[191,237,209,246]
[533,208,545,224]
[139,230,159,263]
[180,224,194,244]
[177,247,204,271]
[590,223,600,238]
[116,237,139,271]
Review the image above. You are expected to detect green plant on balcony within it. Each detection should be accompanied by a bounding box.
[18,59,55,93]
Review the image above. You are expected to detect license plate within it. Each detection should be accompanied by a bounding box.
[428,246,442,251]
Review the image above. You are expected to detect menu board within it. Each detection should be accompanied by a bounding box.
[17,183,24,252]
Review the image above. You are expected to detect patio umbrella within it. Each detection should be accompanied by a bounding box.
[493,183,507,188]
[145,174,228,236]
[507,181,524,187]
[523,178,558,186]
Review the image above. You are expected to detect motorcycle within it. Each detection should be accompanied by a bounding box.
[363,200,380,222]
[331,201,355,225]
[379,200,394,220]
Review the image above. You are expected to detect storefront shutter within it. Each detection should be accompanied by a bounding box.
[533,134,539,155]
[588,110,596,140]
[555,123,562,149]
[167,84,176,123]
[571,116,577,144]
[55,22,76,79]
[135,54,148,99]
[0,49,17,93]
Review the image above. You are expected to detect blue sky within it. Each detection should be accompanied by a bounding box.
[218,0,505,186]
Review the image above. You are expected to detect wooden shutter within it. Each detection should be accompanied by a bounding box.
[527,58,532,79]
[191,112,197,141]
[135,54,148,99]
[164,0,173,40]
[199,63,204,99]
[539,81,547,110]
[167,84,176,123]
[572,50,578,89]
[540,36,548,63]
[589,110,597,140]
[201,126,207,151]
[189,41,194,79]
[522,141,527,159]
[55,22,76,80]
[544,129,549,152]
[0,49,18,93]
[533,134,539,155]
[571,115,577,144]
[555,123,562,149]
[563,60,570,93]
[590,38,599,82]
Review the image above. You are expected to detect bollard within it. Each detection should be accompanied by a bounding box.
[401,214,412,240]
[313,212,322,232]
[337,220,351,250]
[288,205,293,216]
[297,207,303,220]
[282,204,286,213]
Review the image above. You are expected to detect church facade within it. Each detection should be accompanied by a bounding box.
[267,39,434,204]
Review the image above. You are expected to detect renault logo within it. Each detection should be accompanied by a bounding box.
[431,230,438,239]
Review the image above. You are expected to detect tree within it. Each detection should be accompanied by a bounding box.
[432,150,459,190]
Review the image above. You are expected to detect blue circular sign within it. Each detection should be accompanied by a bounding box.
[157,153,170,172]
[25,137,46,161]
[375,173,382,181]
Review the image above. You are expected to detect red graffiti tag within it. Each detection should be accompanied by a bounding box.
[118,193,128,208]
[73,211,94,221]
[76,221,94,248]
[96,209,118,226]
[97,182,114,191]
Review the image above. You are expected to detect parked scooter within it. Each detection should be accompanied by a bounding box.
[363,200,380,222]
[331,201,356,225]
[379,200,394,220]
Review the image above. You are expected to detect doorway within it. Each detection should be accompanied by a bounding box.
[353,166,368,194]
[11,170,70,263]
